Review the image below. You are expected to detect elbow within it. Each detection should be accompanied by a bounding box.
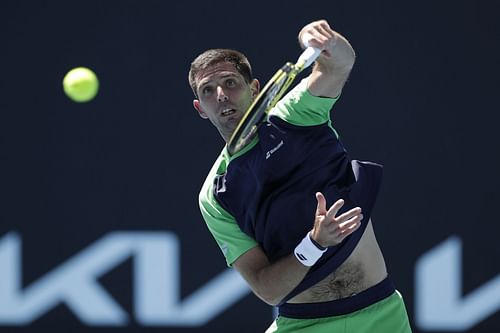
[264,294,283,307]
[345,55,356,72]
[252,287,285,306]
[255,293,282,307]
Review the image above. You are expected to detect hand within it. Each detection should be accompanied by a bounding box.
[310,192,363,248]
[297,20,355,98]
[298,20,338,58]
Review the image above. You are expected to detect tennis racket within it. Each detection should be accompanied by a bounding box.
[227,45,321,155]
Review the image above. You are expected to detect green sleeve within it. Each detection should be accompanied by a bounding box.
[198,154,258,266]
[270,77,339,126]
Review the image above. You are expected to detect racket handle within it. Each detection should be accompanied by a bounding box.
[296,46,321,70]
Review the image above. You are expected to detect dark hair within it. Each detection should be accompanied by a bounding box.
[188,49,253,97]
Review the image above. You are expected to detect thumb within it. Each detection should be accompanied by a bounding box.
[315,192,327,216]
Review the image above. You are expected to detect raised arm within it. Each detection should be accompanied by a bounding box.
[299,20,356,98]
[232,193,363,306]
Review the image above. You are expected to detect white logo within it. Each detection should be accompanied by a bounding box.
[265,140,284,160]
[415,236,500,331]
[0,232,250,326]
[220,242,229,256]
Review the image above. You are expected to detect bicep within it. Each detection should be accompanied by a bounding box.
[232,246,272,302]
[232,246,270,285]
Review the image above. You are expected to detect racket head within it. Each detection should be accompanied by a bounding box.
[227,63,295,155]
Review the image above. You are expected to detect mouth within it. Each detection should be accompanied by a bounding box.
[221,107,237,117]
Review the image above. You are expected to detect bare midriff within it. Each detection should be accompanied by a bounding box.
[288,220,388,303]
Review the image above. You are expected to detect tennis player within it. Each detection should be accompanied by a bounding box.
[189,19,412,332]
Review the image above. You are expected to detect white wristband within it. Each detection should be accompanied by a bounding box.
[294,232,328,267]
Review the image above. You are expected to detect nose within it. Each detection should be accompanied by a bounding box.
[217,86,229,103]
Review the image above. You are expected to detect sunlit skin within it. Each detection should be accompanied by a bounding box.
[193,63,260,142]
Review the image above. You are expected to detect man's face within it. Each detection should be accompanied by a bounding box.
[193,62,259,142]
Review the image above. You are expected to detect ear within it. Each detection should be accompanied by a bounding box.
[193,99,208,119]
[250,79,260,97]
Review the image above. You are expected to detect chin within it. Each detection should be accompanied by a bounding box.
[227,116,241,125]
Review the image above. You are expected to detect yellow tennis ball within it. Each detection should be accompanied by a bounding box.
[63,67,99,103]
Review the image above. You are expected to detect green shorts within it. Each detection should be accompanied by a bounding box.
[266,279,412,333]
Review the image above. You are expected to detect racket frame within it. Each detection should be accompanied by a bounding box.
[227,47,320,155]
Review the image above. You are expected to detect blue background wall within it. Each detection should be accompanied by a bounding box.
[1,0,499,332]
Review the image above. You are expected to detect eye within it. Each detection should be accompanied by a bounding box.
[225,78,236,88]
[201,86,213,96]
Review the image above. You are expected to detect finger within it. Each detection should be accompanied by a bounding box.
[340,219,362,235]
[315,22,335,40]
[302,33,324,49]
[329,221,360,245]
[325,198,345,220]
[315,192,327,216]
[339,214,363,229]
[333,218,362,240]
[319,20,335,37]
[336,207,362,223]
[301,25,329,48]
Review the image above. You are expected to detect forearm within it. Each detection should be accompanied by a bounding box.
[233,247,309,306]
[308,35,355,98]
[253,254,309,305]
[233,230,332,305]
[299,20,356,98]
[320,32,356,74]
